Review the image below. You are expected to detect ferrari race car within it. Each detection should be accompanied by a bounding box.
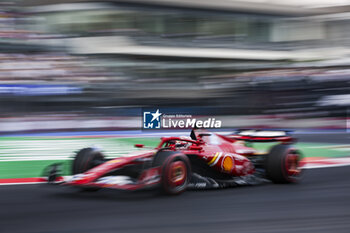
[45,129,303,195]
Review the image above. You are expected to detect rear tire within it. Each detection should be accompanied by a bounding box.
[265,144,303,184]
[153,151,191,195]
[72,147,105,191]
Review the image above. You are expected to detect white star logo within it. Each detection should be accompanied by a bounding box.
[150,109,162,122]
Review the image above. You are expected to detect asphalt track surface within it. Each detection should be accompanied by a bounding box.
[1,133,349,233]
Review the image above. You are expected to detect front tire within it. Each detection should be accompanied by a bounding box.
[72,147,105,191]
[265,144,303,184]
[72,148,105,174]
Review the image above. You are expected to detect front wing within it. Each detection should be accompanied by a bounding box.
[44,163,161,191]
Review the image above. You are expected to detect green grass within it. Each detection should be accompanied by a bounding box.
[0,160,71,179]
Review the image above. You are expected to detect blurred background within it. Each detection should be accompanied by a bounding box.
[1,2,350,233]
[0,0,349,132]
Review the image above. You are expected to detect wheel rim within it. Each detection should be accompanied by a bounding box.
[168,161,187,186]
[285,151,302,177]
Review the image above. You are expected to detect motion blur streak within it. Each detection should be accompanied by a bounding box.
[0,0,349,129]
[0,0,350,232]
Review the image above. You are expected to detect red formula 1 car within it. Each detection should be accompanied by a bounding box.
[46,129,303,195]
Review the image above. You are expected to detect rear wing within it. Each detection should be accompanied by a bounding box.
[229,129,295,143]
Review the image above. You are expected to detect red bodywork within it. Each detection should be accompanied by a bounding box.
[62,130,293,191]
